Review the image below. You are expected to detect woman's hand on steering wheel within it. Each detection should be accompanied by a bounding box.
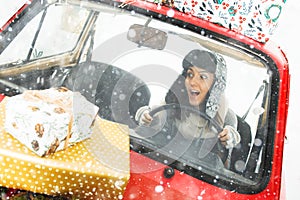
[135,106,153,126]
[218,129,230,146]
[141,112,153,125]
[219,125,241,149]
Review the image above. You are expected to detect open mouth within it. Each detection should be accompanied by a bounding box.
[189,89,200,96]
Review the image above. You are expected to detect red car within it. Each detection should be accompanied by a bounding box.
[0,0,289,199]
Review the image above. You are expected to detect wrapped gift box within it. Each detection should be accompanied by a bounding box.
[149,0,287,43]
[0,95,130,199]
[4,87,100,156]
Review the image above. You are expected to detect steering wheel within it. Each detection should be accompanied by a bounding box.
[134,103,224,148]
[148,103,230,165]
[132,103,228,168]
[148,103,223,133]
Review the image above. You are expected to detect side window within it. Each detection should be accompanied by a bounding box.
[31,6,89,59]
[0,12,42,64]
[0,5,89,65]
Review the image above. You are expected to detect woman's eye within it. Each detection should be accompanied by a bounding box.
[187,72,194,78]
[200,74,208,80]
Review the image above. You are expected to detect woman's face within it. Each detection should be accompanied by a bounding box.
[185,66,215,107]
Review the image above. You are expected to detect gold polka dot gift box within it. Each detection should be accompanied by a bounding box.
[0,88,130,199]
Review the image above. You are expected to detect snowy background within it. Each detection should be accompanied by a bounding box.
[0,0,299,199]
[272,1,300,200]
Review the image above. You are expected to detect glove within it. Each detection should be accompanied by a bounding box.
[224,125,241,149]
[135,106,153,125]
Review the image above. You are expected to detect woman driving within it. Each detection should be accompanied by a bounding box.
[135,49,241,168]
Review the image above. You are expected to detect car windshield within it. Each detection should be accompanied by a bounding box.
[0,0,276,192]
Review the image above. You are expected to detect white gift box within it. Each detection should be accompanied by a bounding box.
[4,87,99,156]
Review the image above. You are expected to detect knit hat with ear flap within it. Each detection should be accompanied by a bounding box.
[182,49,217,73]
[182,49,227,119]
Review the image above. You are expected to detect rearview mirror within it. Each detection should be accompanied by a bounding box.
[127,24,167,50]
